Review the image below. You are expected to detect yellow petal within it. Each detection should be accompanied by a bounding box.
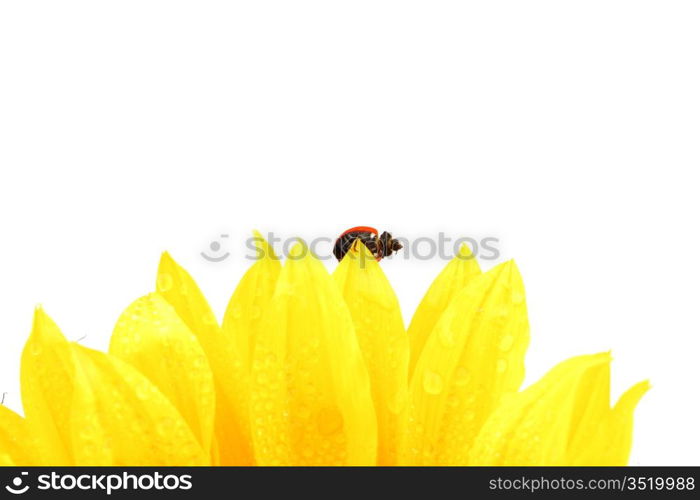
[400,260,529,465]
[69,344,208,465]
[222,230,281,370]
[468,353,649,465]
[605,380,650,464]
[20,307,75,465]
[407,244,481,378]
[333,241,409,465]
[156,252,252,464]
[109,293,216,455]
[0,405,35,465]
[570,375,650,465]
[251,241,377,465]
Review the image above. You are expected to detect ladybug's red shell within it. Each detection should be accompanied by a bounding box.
[339,226,378,238]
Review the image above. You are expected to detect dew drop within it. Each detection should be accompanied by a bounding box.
[496,358,508,373]
[438,327,457,348]
[30,341,42,356]
[387,386,408,414]
[79,422,97,441]
[157,417,175,437]
[156,272,173,293]
[512,290,525,304]
[264,352,277,366]
[422,370,444,395]
[494,304,510,317]
[135,384,151,401]
[193,355,206,370]
[297,404,312,419]
[231,305,243,319]
[454,366,471,387]
[317,407,344,436]
[499,335,515,351]
[202,312,217,326]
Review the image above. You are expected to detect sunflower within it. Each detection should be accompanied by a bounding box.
[0,233,648,466]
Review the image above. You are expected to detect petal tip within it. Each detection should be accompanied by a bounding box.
[31,305,50,331]
[158,251,178,274]
[288,239,308,259]
[348,239,376,262]
[28,306,66,345]
[632,379,651,395]
[457,243,475,259]
[613,378,651,415]
[252,230,279,261]
[593,351,613,365]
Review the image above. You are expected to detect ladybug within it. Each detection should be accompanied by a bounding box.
[333,226,403,262]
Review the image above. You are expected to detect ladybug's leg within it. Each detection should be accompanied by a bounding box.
[334,234,355,261]
[362,234,381,260]
[378,231,391,257]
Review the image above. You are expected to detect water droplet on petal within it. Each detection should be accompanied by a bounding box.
[422,370,444,395]
[317,407,344,435]
[156,273,173,292]
[454,366,471,386]
[135,384,151,401]
[157,417,174,437]
[297,404,312,420]
[499,335,515,351]
[512,290,525,304]
[231,305,243,319]
[438,327,457,348]
[193,355,206,370]
[496,358,508,373]
[202,312,217,326]
[387,386,408,414]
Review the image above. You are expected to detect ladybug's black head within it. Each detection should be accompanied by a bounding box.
[379,231,403,258]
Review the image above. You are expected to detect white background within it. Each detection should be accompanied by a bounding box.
[1,1,698,465]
